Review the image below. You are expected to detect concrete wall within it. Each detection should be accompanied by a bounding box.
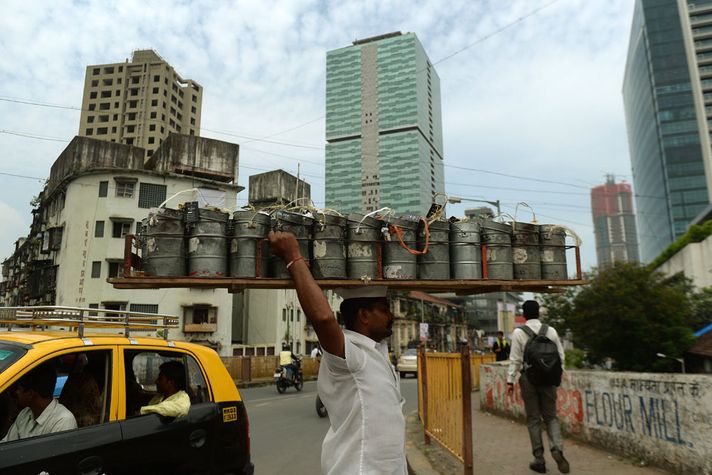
[146,134,238,183]
[480,364,712,475]
[657,234,712,288]
[248,169,311,208]
[48,137,145,194]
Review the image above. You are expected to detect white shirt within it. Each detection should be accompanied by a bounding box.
[507,319,565,384]
[1,399,77,442]
[318,330,406,475]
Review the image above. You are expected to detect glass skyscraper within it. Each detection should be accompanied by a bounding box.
[624,0,712,262]
[325,32,444,215]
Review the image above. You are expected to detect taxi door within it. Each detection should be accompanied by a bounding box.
[117,347,221,474]
[0,346,123,475]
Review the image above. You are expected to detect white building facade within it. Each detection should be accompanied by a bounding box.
[1,135,242,356]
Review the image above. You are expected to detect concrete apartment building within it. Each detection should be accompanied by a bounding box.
[623,1,712,262]
[591,175,640,268]
[78,49,202,160]
[325,32,445,215]
[1,134,242,355]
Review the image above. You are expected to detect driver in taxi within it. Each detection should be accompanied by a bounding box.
[140,360,191,418]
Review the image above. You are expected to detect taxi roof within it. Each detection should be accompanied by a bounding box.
[0,330,198,351]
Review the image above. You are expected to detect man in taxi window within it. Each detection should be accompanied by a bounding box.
[140,360,190,418]
[1,364,77,442]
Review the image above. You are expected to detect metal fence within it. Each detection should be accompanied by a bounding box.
[418,345,474,475]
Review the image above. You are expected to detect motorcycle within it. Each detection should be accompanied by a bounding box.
[315,394,328,418]
[274,358,304,393]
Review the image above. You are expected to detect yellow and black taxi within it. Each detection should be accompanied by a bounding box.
[0,306,253,474]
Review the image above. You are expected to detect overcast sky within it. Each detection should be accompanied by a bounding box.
[0,0,634,272]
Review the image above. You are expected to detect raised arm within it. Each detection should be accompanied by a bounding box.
[268,230,345,358]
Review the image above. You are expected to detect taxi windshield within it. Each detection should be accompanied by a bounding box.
[0,343,27,374]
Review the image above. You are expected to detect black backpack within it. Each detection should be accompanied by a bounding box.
[520,324,563,387]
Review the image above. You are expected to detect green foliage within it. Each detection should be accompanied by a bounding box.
[648,220,712,269]
[689,287,712,332]
[565,348,585,369]
[550,262,695,372]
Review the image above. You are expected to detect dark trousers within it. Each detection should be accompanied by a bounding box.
[519,374,563,459]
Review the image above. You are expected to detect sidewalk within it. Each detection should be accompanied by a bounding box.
[406,393,672,475]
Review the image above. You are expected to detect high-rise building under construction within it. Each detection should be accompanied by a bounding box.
[78,49,202,160]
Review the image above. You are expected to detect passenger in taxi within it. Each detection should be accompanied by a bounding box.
[1,364,77,442]
[140,360,191,418]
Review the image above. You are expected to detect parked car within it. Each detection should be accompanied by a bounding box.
[0,307,253,475]
[396,348,418,378]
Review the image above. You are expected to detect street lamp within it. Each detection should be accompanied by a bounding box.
[656,352,686,373]
[447,196,501,217]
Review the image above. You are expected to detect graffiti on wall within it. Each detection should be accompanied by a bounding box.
[482,367,708,447]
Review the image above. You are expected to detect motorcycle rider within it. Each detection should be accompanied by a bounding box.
[279,344,300,383]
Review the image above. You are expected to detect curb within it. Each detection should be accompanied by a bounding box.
[405,411,440,475]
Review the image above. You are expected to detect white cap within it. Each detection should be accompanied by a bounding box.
[335,286,388,300]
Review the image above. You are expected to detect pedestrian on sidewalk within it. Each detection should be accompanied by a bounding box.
[506,300,570,474]
[493,331,510,361]
[269,230,406,475]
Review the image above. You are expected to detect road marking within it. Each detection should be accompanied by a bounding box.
[245,393,316,405]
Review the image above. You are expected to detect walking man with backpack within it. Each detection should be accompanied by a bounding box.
[506,300,570,474]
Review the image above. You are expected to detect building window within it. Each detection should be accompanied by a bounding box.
[89,91,97,99]
[91,261,101,278]
[148,137,154,144]
[115,179,135,198]
[88,104,96,111]
[91,80,99,87]
[138,183,167,209]
[87,116,95,124]
[88,303,99,316]
[183,305,217,333]
[99,103,110,110]
[104,66,114,74]
[111,220,132,238]
[98,181,108,197]
[107,262,123,278]
[129,304,159,314]
[103,301,126,317]
[152,87,159,94]
[149,124,155,131]
[92,68,100,75]
[85,128,93,136]
[126,125,135,133]
[100,90,111,98]
[49,227,63,250]
[95,220,104,238]
[150,111,157,119]
[153,75,160,82]
[97,127,108,135]
[151,99,158,107]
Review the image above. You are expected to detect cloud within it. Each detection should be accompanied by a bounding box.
[0,0,635,269]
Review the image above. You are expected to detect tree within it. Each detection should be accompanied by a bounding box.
[546,263,695,372]
[689,287,712,332]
